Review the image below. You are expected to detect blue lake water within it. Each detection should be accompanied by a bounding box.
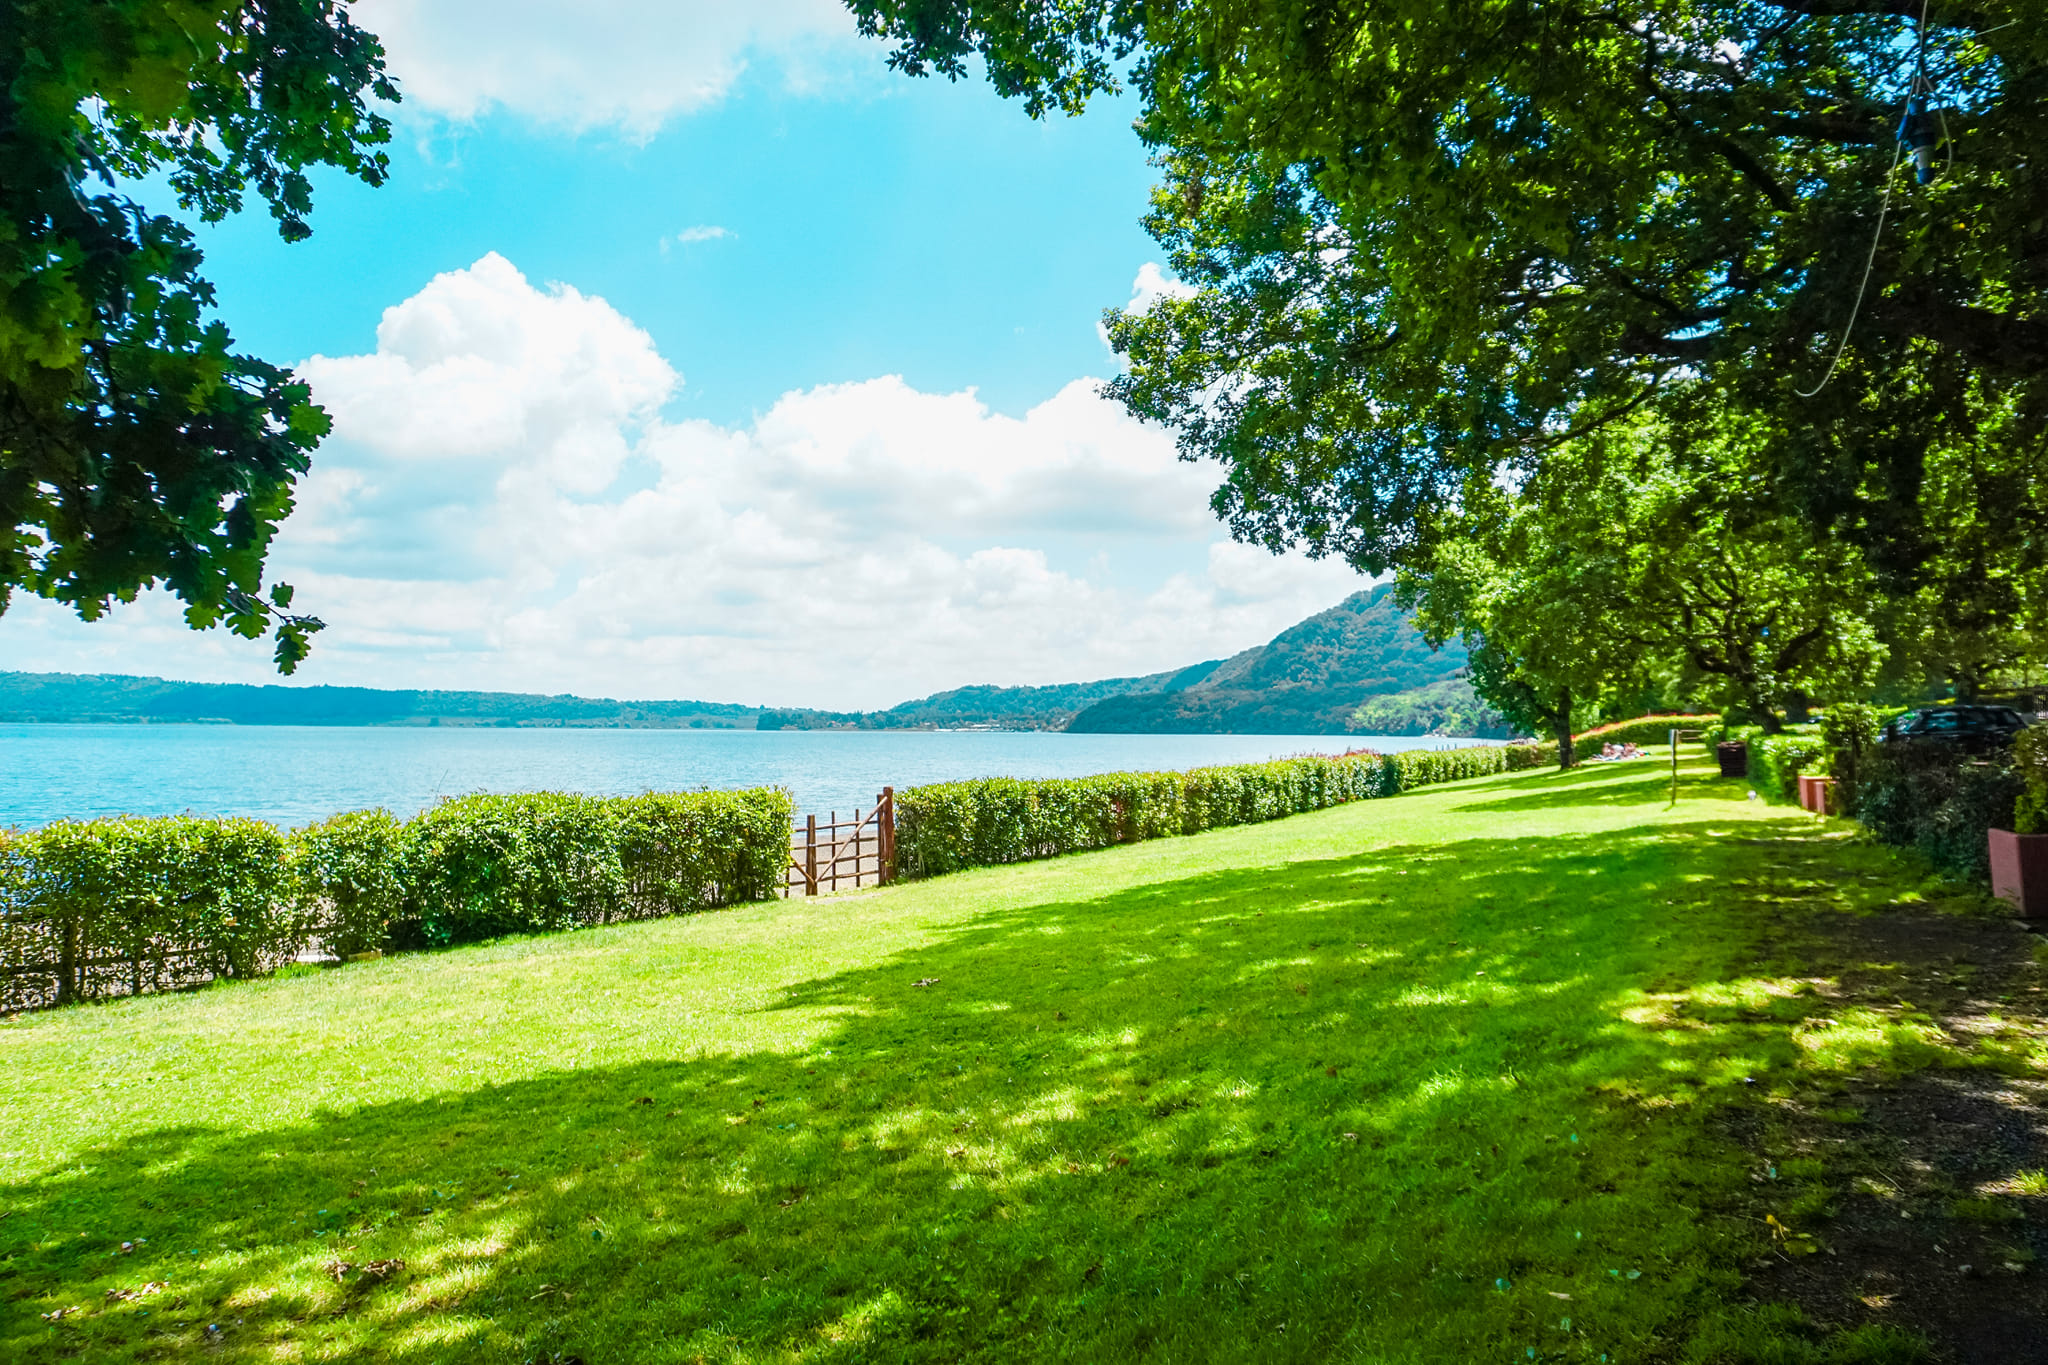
[0,724,1497,829]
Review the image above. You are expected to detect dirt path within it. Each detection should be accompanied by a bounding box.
[1728,851,2048,1362]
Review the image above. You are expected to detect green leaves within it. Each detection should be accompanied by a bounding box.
[0,788,796,1009]
[854,0,2048,644]
[892,748,1529,878]
[2,0,396,669]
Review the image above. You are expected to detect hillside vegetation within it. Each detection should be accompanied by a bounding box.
[0,673,757,729]
[3,589,1479,737]
[0,759,1998,1364]
[1065,584,1466,733]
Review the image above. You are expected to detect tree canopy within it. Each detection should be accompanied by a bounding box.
[852,0,2046,599]
[2,0,396,669]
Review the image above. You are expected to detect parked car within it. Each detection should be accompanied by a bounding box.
[1878,705,2027,752]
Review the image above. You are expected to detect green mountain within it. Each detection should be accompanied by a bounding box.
[1064,585,1471,734]
[0,587,1487,736]
[0,673,757,728]
[755,661,1223,731]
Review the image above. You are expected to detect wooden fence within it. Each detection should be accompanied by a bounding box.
[782,788,895,897]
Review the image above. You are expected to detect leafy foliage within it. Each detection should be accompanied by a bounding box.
[2,0,397,668]
[1858,744,2022,882]
[614,790,793,913]
[0,788,792,1008]
[854,0,2048,589]
[894,746,1528,877]
[290,808,408,957]
[398,790,793,947]
[1577,715,1722,751]
[0,815,305,1008]
[1820,703,1887,815]
[1350,677,1513,739]
[2014,722,2048,836]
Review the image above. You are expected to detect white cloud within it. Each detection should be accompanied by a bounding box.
[355,0,867,136]
[1124,262,1197,315]
[674,225,734,244]
[3,255,1363,706]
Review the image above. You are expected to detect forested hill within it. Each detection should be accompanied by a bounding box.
[0,673,759,728]
[754,661,1223,732]
[0,588,1498,735]
[1064,585,1477,735]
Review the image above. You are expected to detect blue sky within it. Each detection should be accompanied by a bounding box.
[4,2,1362,708]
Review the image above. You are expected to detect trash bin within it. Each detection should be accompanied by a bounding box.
[1716,742,1749,779]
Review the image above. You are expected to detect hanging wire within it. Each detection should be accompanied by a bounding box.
[1794,0,1931,399]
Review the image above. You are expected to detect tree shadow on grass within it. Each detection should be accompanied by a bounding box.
[0,819,1948,1364]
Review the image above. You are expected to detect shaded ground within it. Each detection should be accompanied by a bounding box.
[1720,845,2048,1363]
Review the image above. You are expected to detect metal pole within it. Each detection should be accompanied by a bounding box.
[1671,729,1680,807]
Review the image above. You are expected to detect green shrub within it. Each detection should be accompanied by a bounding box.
[894,747,1513,879]
[2015,722,2048,836]
[1575,715,1721,753]
[615,789,794,912]
[401,789,795,947]
[1501,742,1553,772]
[1819,704,1884,816]
[0,816,307,1009]
[1709,725,1824,801]
[291,809,408,956]
[1858,744,2022,882]
[1753,733,1828,802]
[401,792,629,946]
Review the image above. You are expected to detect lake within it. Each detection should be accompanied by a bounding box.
[0,724,1500,829]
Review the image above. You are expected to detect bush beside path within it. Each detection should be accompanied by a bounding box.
[1,760,2041,1362]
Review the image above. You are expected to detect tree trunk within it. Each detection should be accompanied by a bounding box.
[1553,689,1575,770]
[1784,690,1812,725]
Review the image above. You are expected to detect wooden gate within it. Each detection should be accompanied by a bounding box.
[782,787,895,897]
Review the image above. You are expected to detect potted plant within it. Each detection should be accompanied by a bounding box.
[1991,723,2048,918]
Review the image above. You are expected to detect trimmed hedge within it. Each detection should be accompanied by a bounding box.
[1,787,793,1010]
[292,808,408,958]
[1,816,308,1008]
[1704,724,1826,801]
[1575,715,1722,752]
[895,745,1530,879]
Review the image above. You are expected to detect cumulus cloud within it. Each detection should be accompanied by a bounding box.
[4,255,1363,706]
[354,0,866,136]
[674,225,734,244]
[1124,262,1197,315]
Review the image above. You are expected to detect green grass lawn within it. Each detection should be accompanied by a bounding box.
[0,761,1972,1362]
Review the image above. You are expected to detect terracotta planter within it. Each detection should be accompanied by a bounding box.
[1990,829,2048,918]
[1716,742,1749,779]
[1797,775,1837,815]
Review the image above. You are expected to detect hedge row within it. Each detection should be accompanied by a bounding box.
[0,788,791,1010]
[893,745,1540,878]
[1574,714,1722,752]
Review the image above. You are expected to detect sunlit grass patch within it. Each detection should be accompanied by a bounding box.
[0,761,1975,1362]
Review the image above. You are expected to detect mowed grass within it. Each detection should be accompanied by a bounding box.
[0,762,1957,1363]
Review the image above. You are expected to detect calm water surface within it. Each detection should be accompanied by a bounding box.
[0,725,1496,828]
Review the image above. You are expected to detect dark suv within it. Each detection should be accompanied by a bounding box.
[1878,705,2027,752]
